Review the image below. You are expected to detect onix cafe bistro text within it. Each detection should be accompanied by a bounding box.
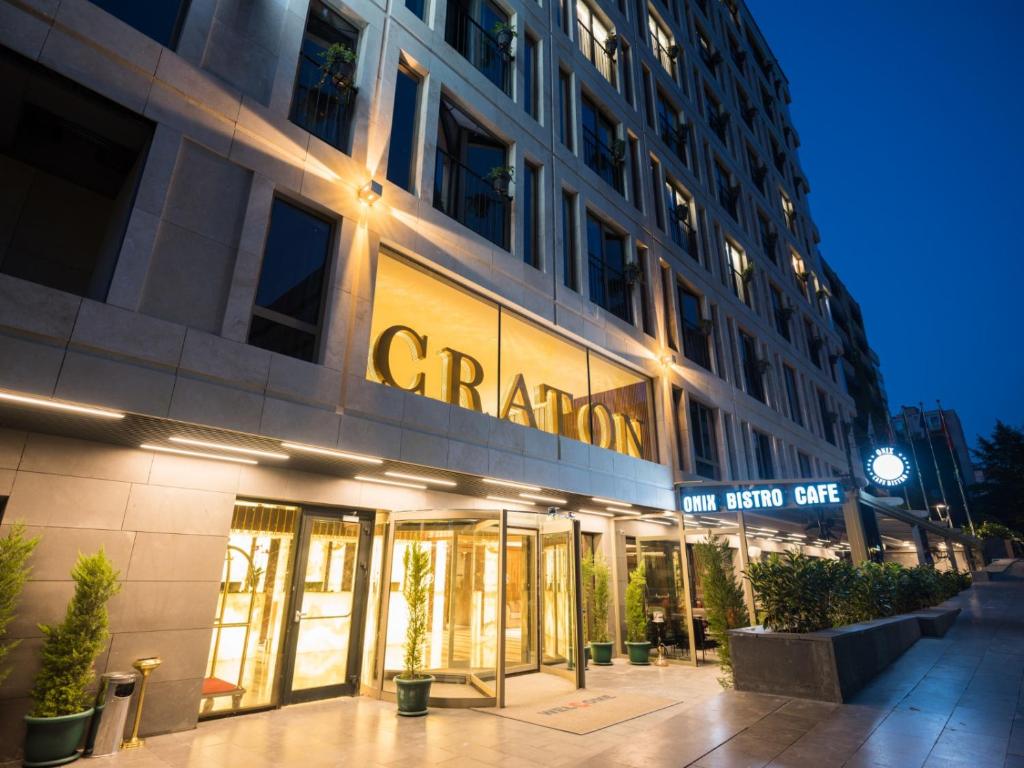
[680,481,844,513]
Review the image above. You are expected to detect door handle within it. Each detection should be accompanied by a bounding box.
[294,610,308,623]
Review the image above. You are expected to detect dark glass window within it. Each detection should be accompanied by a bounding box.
[714,160,737,219]
[738,330,765,402]
[523,162,540,268]
[818,390,836,444]
[249,198,333,362]
[88,0,190,48]
[784,365,803,426]
[661,264,677,350]
[797,451,813,478]
[290,2,360,152]
[561,190,579,290]
[656,91,686,164]
[559,69,574,150]
[689,399,720,479]
[770,285,790,340]
[524,35,539,119]
[805,317,822,368]
[406,0,425,19]
[586,213,630,323]
[637,248,653,336]
[0,47,154,300]
[581,96,623,194]
[678,285,711,370]
[753,430,774,479]
[446,0,512,95]
[386,64,421,192]
[758,213,776,263]
[650,158,664,230]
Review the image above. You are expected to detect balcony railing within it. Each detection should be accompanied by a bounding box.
[650,35,676,76]
[682,322,711,370]
[588,257,631,323]
[576,21,617,87]
[658,114,687,164]
[290,50,357,151]
[669,214,697,257]
[582,125,624,194]
[446,6,512,95]
[433,147,510,249]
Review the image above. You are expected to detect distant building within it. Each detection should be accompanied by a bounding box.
[892,405,975,528]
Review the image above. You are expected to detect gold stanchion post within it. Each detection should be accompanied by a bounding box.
[122,657,161,750]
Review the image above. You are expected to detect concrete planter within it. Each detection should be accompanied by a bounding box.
[730,615,923,703]
[911,607,961,637]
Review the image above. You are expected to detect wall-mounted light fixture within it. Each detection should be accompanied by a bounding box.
[659,353,676,368]
[358,180,383,205]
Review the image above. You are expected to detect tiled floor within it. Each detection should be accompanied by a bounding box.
[53,572,1024,767]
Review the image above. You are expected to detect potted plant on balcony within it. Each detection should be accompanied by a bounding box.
[666,43,680,60]
[24,549,119,767]
[317,42,358,97]
[491,21,517,55]
[740,262,756,283]
[1,524,40,685]
[624,562,650,665]
[603,32,620,58]
[486,166,514,198]
[698,318,715,336]
[623,261,643,286]
[610,138,627,166]
[395,541,434,717]
[587,552,614,665]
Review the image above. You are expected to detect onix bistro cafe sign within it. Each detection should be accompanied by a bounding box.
[365,251,655,461]
[680,481,844,513]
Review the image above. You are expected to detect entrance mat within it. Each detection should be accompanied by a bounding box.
[473,689,680,734]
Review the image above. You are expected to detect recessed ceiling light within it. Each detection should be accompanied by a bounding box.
[607,506,640,515]
[592,497,632,507]
[483,478,542,491]
[354,475,426,489]
[486,495,536,506]
[170,437,289,460]
[140,444,257,465]
[0,391,125,419]
[577,508,615,517]
[384,471,457,487]
[520,493,568,504]
[282,443,383,464]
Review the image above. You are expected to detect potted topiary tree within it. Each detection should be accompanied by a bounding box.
[395,542,434,716]
[1,523,40,684]
[624,562,650,665]
[24,549,119,767]
[588,552,613,665]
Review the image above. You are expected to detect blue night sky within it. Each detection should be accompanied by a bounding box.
[746,0,1024,448]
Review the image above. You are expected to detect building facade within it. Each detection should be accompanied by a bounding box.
[0,0,858,754]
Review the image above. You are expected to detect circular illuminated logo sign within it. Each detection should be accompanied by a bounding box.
[866,447,910,487]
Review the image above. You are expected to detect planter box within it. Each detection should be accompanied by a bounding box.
[730,615,922,703]
[910,607,961,637]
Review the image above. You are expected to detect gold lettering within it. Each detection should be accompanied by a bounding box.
[615,414,644,458]
[372,325,426,394]
[538,384,574,436]
[499,373,537,428]
[439,347,484,412]
[577,403,615,449]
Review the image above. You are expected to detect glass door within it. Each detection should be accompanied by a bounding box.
[636,536,691,660]
[539,515,584,686]
[504,528,538,674]
[282,511,373,704]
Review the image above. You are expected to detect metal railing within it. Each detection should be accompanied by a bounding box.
[650,35,676,76]
[668,214,697,257]
[446,5,512,95]
[576,21,617,87]
[682,322,711,370]
[658,114,687,164]
[582,125,624,194]
[290,51,356,150]
[433,147,510,250]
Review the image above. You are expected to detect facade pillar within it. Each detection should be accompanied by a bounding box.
[842,490,870,565]
[946,539,960,573]
[911,524,931,565]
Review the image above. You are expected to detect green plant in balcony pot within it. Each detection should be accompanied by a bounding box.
[1,523,40,685]
[395,541,434,716]
[586,551,614,665]
[317,42,358,93]
[693,536,748,687]
[24,549,119,767]
[624,561,650,665]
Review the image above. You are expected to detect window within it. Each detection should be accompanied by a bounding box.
[665,182,696,257]
[678,285,711,370]
[88,0,190,47]
[581,96,623,194]
[770,284,790,340]
[648,10,676,75]
[689,399,720,479]
[705,88,728,145]
[629,136,642,211]
[445,0,513,95]
[559,69,574,150]
[386,63,421,192]
[637,248,654,336]
[586,213,631,323]
[524,34,539,119]
[697,26,719,75]
[0,47,154,300]
[562,190,579,290]
[661,263,677,350]
[523,162,540,268]
[672,386,686,469]
[433,97,510,249]
[642,66,655,128]
[753,430,773,479]
[576,0,617,87]
[748,146,766,195]
[797,451,813,478]
[725,241,751,307]
[781,190,797,233]
[738,330,765,402]
[818,389,836,444]
[714,160,738,219]
[804,317,822,368]
[757,212,776,262]
[290,2,360,152]
[656,90,687,164]
[738,85,755,128]
[406,0,425,18]
[650,157,664,229]
[783,365,802,426]
[249,198,333,362]
[791,250,809,298]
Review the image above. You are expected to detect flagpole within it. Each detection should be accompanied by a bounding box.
[902,409,931,514]
[936,400,976,536]
[921,402,950,524]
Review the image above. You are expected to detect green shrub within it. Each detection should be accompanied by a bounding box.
[693,537,749,685]
[588,551,611,644]
[31,549,120,717]
[745,553,834,633]
[975,520,1021,541]
[624,562,647,643]
[400,541,431,680]
[0,523,40,685]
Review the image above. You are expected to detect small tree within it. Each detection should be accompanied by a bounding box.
[693,536,748,686]
[31,549,120,717]
[591,552,611,643]
[400,542,431,680]
[0,523,40,684]
[624,561,647,643]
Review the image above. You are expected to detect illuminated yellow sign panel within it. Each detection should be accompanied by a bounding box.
[367,251,655,461]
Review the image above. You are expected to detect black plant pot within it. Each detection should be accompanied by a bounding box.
[395,675,434,717]
[23,708,94,767]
